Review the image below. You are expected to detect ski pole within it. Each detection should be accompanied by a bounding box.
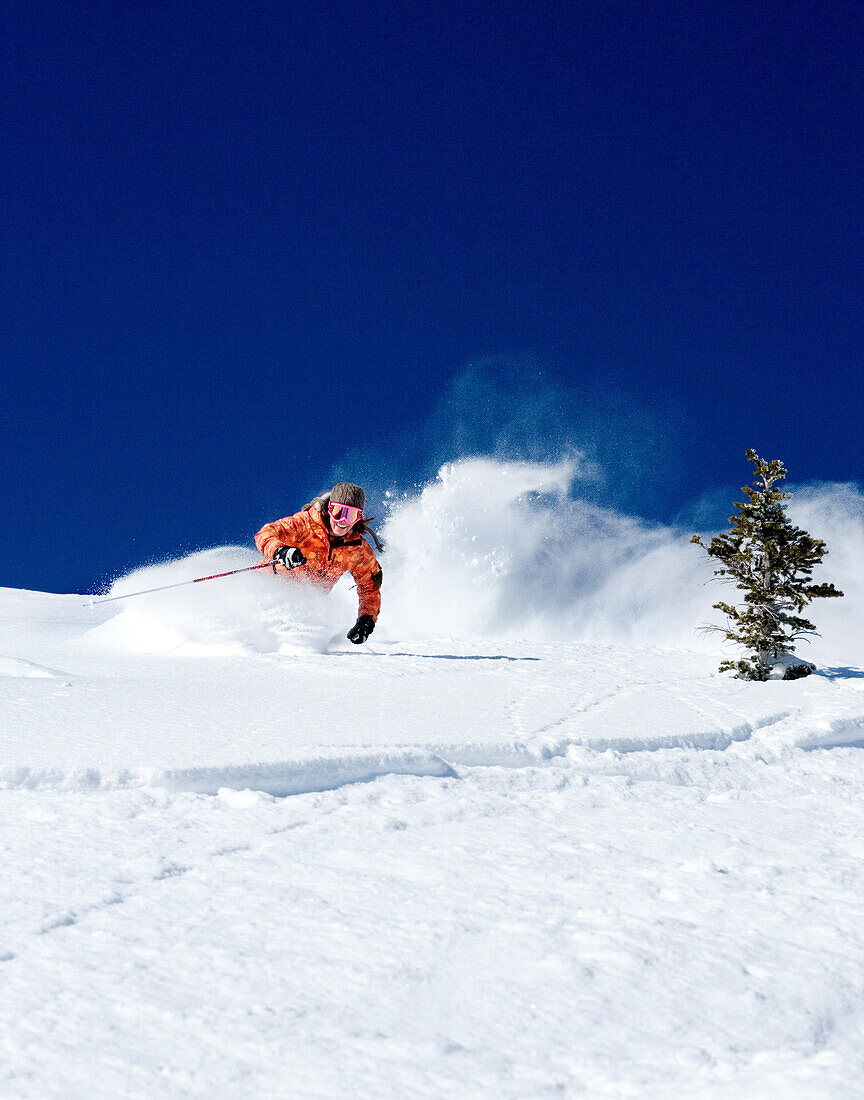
[89,560,275,606]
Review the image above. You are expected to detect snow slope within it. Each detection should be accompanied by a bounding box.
[3,460,864,1097]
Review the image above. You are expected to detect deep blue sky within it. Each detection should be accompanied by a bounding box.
[2,1,862,594]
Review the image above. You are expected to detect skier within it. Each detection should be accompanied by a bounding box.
[255,482,383,644]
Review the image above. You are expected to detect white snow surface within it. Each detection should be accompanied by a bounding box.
[3,460,864,1097]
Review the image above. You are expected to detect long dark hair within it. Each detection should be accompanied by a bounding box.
[302,493,385,553]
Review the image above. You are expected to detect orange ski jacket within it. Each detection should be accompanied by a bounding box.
[255,507,382,621]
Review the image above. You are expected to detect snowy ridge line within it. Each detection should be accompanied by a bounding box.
[0,733,741,795]
[0,750,459,796]
[5,714,864,796]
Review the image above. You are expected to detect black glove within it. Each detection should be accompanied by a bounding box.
[347,615,375,645]
[272,545,307,570]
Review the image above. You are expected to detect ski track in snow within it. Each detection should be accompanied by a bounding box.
[3,559,864,1096]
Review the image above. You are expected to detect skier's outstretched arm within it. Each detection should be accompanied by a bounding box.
[254,513,308,562]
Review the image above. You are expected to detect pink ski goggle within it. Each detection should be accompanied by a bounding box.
[328,502,363,526]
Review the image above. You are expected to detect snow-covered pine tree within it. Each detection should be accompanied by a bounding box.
[692,450,843,680]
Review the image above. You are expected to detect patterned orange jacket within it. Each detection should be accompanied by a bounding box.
[255,506,382,621]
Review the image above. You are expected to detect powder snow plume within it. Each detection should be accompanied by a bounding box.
[377,457,864,665]
[377,456,716,649]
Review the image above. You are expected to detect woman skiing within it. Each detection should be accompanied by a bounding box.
[255,482,383,644]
